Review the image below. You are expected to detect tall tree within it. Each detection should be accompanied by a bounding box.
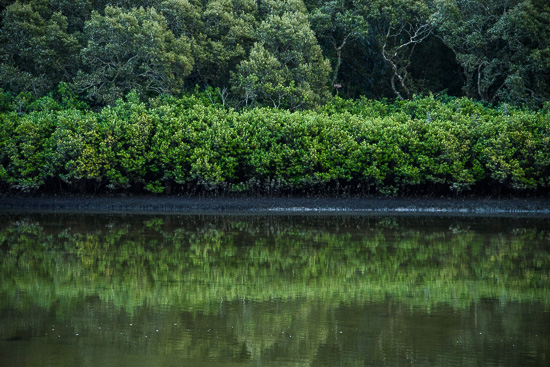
[230,43,290,107]
[195,0,258,90]
[368,0,435,100]
[306,0,369,88]
[74,6,194,105]
[231,0,331,109]
[46,0,93,33]
[159,0,203,39]
[0,1,81,96]
[431,0,550,105]
[491,0,550,105]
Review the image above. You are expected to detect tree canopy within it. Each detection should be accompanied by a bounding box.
[0,0,548,108]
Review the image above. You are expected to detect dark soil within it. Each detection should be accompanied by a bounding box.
[1,195,549,216]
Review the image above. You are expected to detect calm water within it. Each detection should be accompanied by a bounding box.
[0,213,549,366]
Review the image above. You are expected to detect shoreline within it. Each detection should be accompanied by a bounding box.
[1,195,549,216]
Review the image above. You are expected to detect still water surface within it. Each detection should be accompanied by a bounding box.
[0,213,549,366]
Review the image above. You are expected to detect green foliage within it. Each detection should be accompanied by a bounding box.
[231,43,296,108]
[0,88,13,112]
[433,0,550,106]
[1,94,548,196]
[0,110,57,191]
[231,2,331,109]
[0,1,81,96]
[73,6,194,105]
[307,0,369,85]
[194,0,258,89]
[1,0,548,107]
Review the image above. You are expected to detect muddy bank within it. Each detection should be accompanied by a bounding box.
[1,195,549,216]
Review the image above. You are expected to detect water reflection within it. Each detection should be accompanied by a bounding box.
[0,214,549,366]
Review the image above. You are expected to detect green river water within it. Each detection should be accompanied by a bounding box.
[0,213,549,366]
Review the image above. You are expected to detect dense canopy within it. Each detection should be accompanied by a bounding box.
[0,0,549,108]
[1,0,549,196]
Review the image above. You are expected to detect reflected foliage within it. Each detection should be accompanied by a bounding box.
[0,214,549,365]
[1,214,549,311]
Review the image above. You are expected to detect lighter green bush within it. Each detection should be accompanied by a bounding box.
[1,94,548,196]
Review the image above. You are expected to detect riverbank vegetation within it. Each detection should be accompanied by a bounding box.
[1,0,549,196]
[1,92,549,196]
